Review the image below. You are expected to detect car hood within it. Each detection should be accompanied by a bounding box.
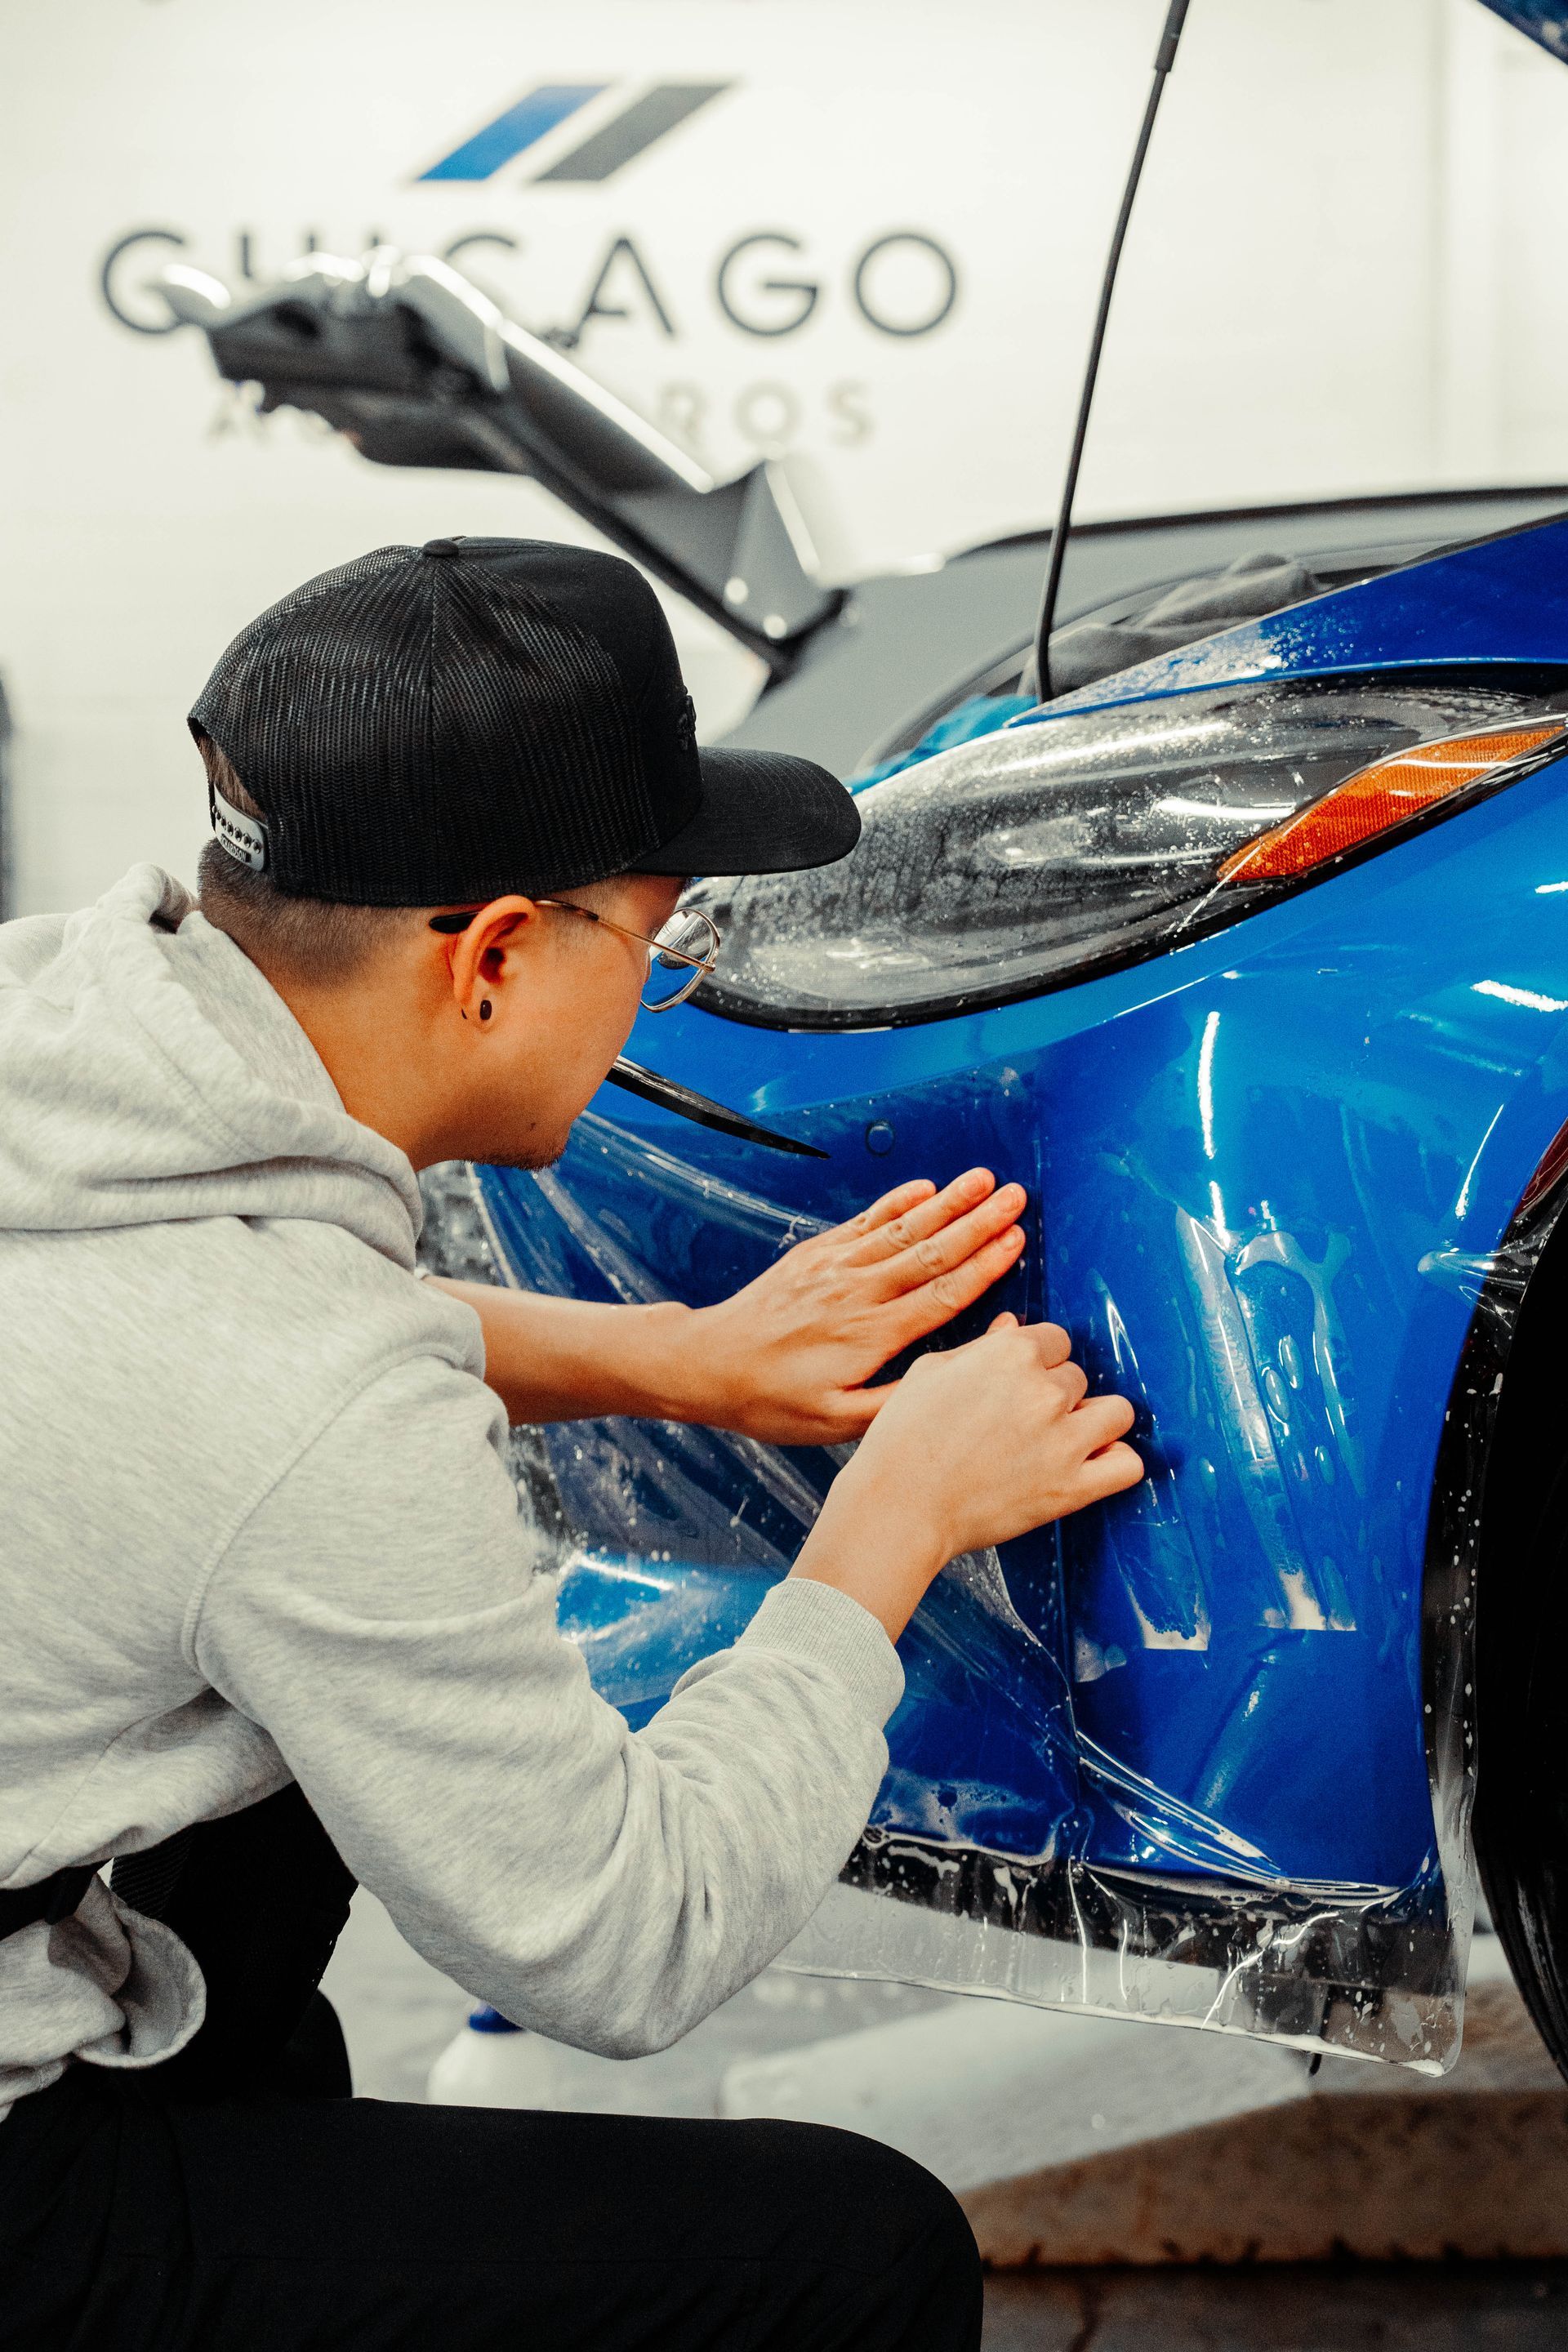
[1009,511,1568,733]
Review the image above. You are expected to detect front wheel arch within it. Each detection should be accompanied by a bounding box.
[1468,1143,1568,2074]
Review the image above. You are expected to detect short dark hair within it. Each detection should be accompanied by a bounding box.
[194,734,632,986]
[194,735,420,984]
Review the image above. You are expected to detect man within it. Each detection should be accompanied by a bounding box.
[0,538,1140,2351]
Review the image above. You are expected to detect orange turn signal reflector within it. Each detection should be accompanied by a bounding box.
[1218,721,1566,887]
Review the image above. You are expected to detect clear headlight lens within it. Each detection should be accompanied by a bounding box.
[688,677,1566,1029]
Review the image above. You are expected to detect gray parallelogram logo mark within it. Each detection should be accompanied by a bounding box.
[418,83,733,185]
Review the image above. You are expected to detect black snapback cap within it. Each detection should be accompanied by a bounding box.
[189,537,859,905]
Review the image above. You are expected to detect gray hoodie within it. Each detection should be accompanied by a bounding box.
[0,865,902,2115]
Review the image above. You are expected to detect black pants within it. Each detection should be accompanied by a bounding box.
[0,2066,980,2351]
[0,1792,981,2350]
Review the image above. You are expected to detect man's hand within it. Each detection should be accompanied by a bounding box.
[793,1313,1143,1640]
[434,1168,1028,1438]
[689,1169,1028,1445]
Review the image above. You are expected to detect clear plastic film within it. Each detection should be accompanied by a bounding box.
[416,1108,1545,2077]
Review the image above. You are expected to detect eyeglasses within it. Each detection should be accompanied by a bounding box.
[428,899,721,1013]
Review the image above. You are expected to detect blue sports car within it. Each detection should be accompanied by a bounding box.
[447,511,1568,2078]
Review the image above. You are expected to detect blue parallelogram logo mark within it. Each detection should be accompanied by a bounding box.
[419,82,733,185]
[419,86,609,182]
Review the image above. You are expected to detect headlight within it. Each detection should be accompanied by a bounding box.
[688,677,1568,1029]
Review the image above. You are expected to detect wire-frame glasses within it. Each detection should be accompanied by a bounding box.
[428,899,721,1013]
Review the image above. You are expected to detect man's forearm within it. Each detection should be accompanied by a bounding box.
[430,1168,1035,1446]
[433,1279,710,1426]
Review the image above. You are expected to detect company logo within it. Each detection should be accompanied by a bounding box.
[419,82,733,185]
[101,73,959,465]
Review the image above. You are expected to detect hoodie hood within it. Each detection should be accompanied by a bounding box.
[0,865,421,1263]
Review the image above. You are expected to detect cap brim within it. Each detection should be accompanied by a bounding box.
[634,746,860,877]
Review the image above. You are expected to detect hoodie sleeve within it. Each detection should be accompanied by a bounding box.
[191,1354,902,2057]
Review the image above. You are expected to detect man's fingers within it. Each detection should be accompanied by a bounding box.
[870,1183,1027,1298]
[1069,1392,1138,1452]
[837,1178,938,1244]
[1074,1439,1145,1503]
[850,1168,1003,1263]
[886,1225,1026,1338]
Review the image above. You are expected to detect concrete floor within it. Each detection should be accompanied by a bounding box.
[321,1883,473,2105]
[320,1892,1568,2347]
[983,2266,1568,2349]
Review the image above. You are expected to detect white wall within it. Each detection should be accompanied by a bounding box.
[3,0,1568,912]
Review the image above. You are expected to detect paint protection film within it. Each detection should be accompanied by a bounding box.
[424,1098,1492,2078]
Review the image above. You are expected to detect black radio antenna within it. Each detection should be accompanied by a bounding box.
[1033,0,1192,702]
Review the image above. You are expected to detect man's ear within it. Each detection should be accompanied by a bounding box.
[443,897,538,1021]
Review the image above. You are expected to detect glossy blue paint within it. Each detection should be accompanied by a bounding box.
[474,523,1568,1931]
[483,757,1568,1896]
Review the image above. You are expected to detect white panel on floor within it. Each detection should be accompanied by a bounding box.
[719,1997,1307,2195]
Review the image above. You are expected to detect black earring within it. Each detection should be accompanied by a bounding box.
[479,1000,492,1022]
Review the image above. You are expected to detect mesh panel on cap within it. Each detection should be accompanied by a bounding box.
[429,563,657,896]
[190,543,675,904]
